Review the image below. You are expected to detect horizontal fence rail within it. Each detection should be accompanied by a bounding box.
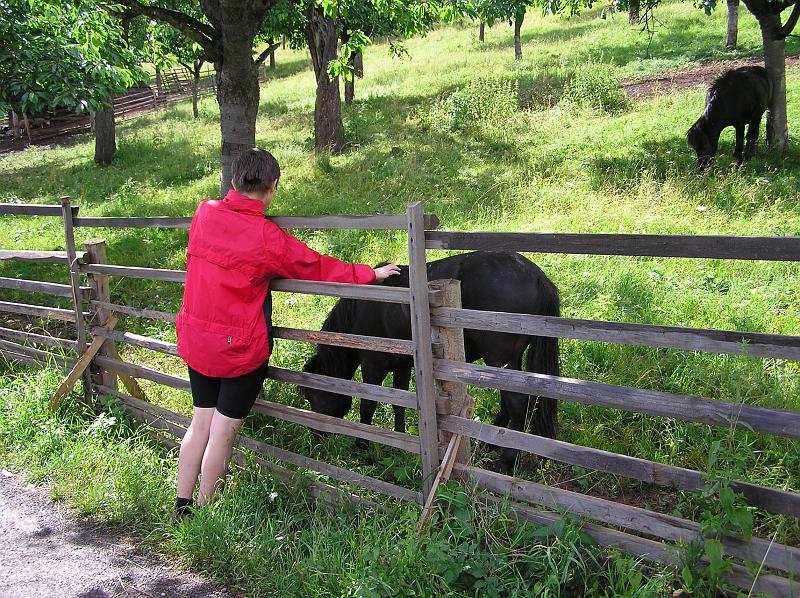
[0,249,86,264]
[440,415,800,518]
[79,264,413,304]
[0,326,78,350]
[430,307,800,361]
[457,464,800,574]
[433,359,800,438]
[0,300,81,322]
[73,213,440,231]
[0,276,91,300]
[425,231,800,261]
[0,204,78,217]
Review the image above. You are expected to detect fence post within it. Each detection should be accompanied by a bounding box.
[429,279,471,464]
[60,196,92,400]
[407,201,439,502]
[83,239,117,394]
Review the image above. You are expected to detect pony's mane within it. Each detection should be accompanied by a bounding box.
[314,297,360,378]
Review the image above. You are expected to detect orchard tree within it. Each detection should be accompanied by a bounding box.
[107,0,282,196]
[474,0,532,59]
[0,0,140,163]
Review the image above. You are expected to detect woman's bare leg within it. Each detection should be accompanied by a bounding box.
[176,406,216,500]
[197,411,243,505]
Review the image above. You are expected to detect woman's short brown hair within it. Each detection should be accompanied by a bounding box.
[232,148,280,193]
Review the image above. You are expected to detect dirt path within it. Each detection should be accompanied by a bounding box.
[621,54,800,98]
[0,470,237,598]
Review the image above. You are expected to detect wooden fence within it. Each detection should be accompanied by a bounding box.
[1,199,799,596]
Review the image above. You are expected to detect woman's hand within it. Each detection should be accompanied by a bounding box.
[373,264,401,281]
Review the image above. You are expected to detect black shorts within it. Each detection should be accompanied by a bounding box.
[187,360,269,420]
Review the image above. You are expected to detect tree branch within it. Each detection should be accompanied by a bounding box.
[107,0,218,56]
[254,41,281,66]
[777,0,800,37]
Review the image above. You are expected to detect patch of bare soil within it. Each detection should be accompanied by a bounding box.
[621,54,800,99]
[0,471,238,598]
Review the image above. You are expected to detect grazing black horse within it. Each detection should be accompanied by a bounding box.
[687,65,772,169]
[300,251,560,471]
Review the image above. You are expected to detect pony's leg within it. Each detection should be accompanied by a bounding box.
[484,354,525,473]
[744,114,763,160]
[734,124,745,164]
[356,362,389,450]
[391,367,411,433]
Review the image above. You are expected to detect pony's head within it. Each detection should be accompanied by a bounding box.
[687,122,716,170]
[300,354,353,419]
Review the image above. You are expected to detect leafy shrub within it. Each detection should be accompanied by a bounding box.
[561,63,629,113]
[424,76,519,132]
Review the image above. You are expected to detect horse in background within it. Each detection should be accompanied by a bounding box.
[687,65,772,169]
[299,251,560,472]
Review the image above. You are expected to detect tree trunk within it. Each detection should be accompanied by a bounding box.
[479,22,485,42]
[11,111,19,140]
[192,60,202,119]
[215,35,260,196]
[21,113,32,145]
[93,106,116,165]
[759,12,788,150]
[344,50,362,106]
[306,5,345,153]
[155,66,163,97]
[269,47,276,70]
[629,0,640,24]
[726,0,739,48]
[514,10,525,60]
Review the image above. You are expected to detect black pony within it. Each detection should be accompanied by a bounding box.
[687,65,773,169]
[300,251,560,471]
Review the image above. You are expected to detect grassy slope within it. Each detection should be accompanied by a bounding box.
[1,0,799,591]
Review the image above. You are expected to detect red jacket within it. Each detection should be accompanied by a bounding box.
[176,190,376,377]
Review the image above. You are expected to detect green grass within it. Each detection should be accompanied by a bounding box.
[1,0,800,592]
[0,368,675,596]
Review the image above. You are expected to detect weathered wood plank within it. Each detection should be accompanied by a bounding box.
[439,415,800,517]
[236,435,422,504]
[430,307,800,361]
[251,397,421,453]
[49,315,118,410]
[457,464,800,575]
[0,250,86,264]
[93,355,191,391]
[0,340,76,369]
[0,348,67,370]
[72,213,440,231]
[61,197,91,401]
[74,216,192,229]
[0,203,77,217]
[91,326,179,356]
[434,359,800,438]
[79,265,412,303]
[89,301,177,322]
[273,326,415,355]
[266,365,417,410]
[407,202,441,502]
[477,494,795,598]
[0,277,91,299]
[0,300,78,322]
[425,231,800,261]
[271,279,411,304]
[80,264,186,282]
[0,326,78,350]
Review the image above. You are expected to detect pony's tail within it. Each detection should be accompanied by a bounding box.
[525,278,560,438]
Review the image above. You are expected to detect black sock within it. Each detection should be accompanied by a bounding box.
[176,496,193,516]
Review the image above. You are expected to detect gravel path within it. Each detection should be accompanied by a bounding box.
[0,470,237,598]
